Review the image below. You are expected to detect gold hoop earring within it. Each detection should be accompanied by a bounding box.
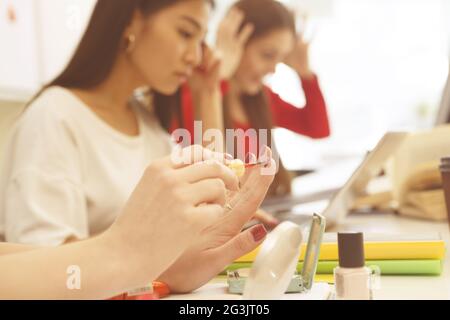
[125,34,136,53]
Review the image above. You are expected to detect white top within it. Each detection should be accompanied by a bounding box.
[0,86,173,245]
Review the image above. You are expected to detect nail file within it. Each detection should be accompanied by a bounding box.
[228,160,266,178]
[244,161,266,168]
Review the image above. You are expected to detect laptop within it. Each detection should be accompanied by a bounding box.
[435,57,450,125]
[258,132,409,230]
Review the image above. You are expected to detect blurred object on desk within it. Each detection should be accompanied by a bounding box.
[262,156,362,213]
[388,125,450,221]
[399,161,446,221]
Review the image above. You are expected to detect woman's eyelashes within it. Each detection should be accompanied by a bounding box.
[177,28,196,40]
[261,52,277,62]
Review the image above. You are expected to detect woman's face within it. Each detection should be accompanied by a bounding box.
[233,29,295,95]
[130,0,210,94]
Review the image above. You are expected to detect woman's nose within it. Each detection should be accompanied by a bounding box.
[184,44,202,67]
[268,62,278,74]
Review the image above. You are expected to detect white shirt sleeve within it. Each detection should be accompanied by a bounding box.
[2,97,88,246]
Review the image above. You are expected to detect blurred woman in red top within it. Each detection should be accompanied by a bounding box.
[172,0,330,197]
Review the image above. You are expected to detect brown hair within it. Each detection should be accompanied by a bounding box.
[28,0,213,131]
[224,0,296,196]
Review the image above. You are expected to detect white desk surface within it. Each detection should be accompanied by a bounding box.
[165,213,450,300]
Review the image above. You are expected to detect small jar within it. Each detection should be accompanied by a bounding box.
[440,157,450,228]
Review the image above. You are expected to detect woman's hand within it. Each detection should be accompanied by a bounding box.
[252,209,280,230]
[284,32,315,78]
[189,44,222,94]
[157,147,277,293]
[188,44,226,149]
[108,145,240,286]
[216,7,254,80]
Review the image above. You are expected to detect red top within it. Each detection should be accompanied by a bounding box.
[172,75,330,148]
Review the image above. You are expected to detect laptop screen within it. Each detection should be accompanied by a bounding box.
[436,59,450,125]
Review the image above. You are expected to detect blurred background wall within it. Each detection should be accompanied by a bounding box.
[1,0,449,170]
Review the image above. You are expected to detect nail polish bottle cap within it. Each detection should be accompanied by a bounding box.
[337,232,365,268]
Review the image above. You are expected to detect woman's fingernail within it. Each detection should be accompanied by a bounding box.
[270,217,280,225]
[258,146,271,167]
[258,148,269,162]
[225,153,234,160]
[245,152,257,164]
[251,224,268,242]
[259,145,268,157]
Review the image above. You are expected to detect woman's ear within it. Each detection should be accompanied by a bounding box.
[125,9,146,40]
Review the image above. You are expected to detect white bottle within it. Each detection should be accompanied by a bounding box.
[334,232,373,300]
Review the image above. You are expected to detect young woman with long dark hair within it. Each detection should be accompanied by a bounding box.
[0,0,278,298]
[0,0,223,245]
[0,0,273,244]
[178,0,331,197]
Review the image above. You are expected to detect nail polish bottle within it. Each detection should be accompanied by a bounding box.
[334,232,373,300]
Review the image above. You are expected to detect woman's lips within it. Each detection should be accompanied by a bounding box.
[250,75,264,84]
[174,72,191,83]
